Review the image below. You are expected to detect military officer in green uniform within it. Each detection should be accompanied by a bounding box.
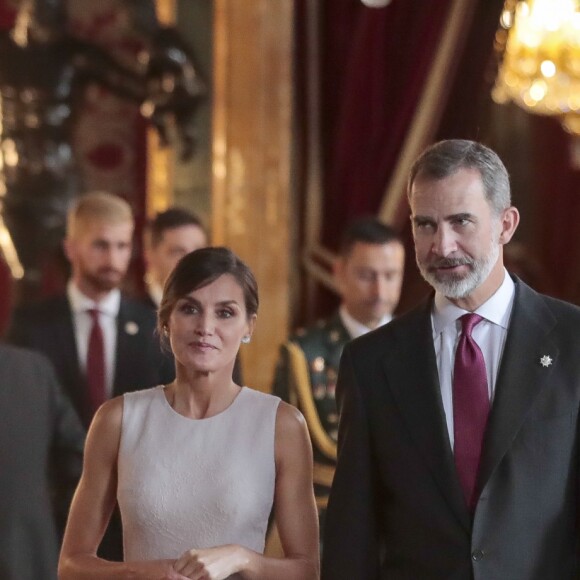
[272,217,405,544]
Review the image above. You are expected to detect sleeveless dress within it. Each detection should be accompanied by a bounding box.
[117,385,280,564]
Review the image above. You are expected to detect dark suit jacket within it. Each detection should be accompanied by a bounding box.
[322,276,580,580]
[8,293,175,562]
[8,293,175,428]
[0,345,84,580]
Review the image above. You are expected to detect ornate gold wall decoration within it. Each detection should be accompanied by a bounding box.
[213,0,294,392]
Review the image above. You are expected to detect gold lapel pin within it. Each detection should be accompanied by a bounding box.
[125,321,139,336]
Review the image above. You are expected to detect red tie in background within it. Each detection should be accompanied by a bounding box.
[453,313,490,511]
[87,308,106,413]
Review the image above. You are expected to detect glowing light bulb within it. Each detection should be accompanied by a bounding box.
[361,0,392,7]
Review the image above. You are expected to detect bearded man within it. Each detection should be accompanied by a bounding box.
[322,139,580,580]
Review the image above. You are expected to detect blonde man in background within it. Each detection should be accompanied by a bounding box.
[8,191,173,561]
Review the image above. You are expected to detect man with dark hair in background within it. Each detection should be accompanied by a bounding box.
[143,207,208,308]
[272,217,405,541]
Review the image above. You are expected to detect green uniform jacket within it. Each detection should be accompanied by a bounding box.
[272,313,351,474]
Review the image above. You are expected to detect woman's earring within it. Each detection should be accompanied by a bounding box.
[163,325,169,337]
[241,335,251,344]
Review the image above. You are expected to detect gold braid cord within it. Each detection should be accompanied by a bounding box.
[285,342,338,463]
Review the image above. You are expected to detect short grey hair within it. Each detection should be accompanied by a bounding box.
[407,139,511,215]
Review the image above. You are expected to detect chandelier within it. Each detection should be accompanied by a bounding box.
[492,0,580,135]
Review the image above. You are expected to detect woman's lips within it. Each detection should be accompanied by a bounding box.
[190,342,218,352]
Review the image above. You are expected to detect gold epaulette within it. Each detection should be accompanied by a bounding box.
[285,341,338,461]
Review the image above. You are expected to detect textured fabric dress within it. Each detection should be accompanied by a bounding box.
[118,386,280,566]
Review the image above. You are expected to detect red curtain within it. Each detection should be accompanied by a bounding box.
[533,118,580,303]
[314,0,580,311]
[300,0,541,317]
[320,0,452,249]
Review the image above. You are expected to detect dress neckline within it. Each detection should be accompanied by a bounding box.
[159,385,247,423]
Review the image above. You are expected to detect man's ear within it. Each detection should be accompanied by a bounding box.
[333,257,345,290]
[142,230,153,266]
[499,206,520,245]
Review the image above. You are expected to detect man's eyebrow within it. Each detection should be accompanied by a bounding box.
[411,215,435,224]
[411,212,473,223]
[447,212,473,221]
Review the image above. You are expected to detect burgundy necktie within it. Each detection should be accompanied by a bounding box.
[87,308,106,414]
[453,313,490,511]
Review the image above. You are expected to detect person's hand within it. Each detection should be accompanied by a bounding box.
[125,559,192,579]
[173,545,247,580]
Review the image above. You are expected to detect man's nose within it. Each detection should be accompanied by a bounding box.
[432,226,457,257]
[374,276,390,300]
[110,247,128,268]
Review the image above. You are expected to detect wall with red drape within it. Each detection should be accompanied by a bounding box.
[320,0,452,250]
[297,0,580,322]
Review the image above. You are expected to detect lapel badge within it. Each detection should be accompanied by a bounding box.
[539,355,553,368]
[124,321,139,336]
[312,356,326,373]
[313,384,326,400]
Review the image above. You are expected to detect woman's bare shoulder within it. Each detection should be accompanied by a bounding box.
[87,395,124,439]
[275,400,307,432]
[275,401,310,454]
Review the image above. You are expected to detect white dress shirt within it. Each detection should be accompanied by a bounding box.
[339,305,393,339]
[67,282,121,399]
[431,269,515,449]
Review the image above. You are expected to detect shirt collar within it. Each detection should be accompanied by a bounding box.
[432,268,515,336]
[145,280,163,308]
[67,280,121,318]
[339,304,393,339]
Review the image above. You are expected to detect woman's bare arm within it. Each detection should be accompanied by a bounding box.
[58,397,188,580]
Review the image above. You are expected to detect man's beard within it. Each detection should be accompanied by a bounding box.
[82,268,124,293]
[417,241,500,299]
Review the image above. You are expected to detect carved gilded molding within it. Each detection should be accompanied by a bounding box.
[146,0,177,218]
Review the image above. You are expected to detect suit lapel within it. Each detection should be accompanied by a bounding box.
[114,298,152,395]
[114,298,133,395]
[382,299,471,532]
[57,297,88,419]
[476,278,558,495]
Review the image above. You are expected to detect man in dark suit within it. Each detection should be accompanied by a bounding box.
[0,344,84,580]
[142,207,207,309]
[8,190,173,560]
[322,139,580,579]
[272,217,405,535]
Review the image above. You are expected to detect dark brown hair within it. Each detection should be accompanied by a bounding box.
[339,217,403,257]
[145,207,206,249]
